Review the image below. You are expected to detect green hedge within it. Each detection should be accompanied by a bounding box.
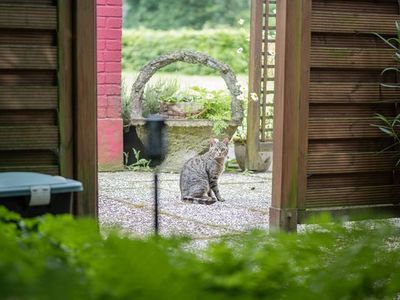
[123,0,250,30]
[122,28,249,75]
[1,207,400,299]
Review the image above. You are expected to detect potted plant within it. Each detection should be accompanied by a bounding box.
[231,90,272,172]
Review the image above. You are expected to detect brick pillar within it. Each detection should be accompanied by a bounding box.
[97,0,123,171]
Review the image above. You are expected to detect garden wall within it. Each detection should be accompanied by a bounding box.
[97,0,123,171]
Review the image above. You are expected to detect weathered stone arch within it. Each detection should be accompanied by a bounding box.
[129,50,244,123]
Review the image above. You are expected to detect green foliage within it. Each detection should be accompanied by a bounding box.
[122,76,238,135]
[159,85,233,135]
[142,78,179,116]
[122,28,249,75]
[123,148,152,171]
[373,114,400,166]
[121,78,132,127]
[373,21,400,88]
[1,207,400,299]
[373,22,400,166]
[123,0,250,30]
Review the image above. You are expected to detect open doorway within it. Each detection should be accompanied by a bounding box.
[97,0,276,243]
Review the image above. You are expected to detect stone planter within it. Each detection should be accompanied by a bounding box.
[132,119,238,172]
[159,102,204,119]
[233,141,272,172]
[127,50,245,172]
[233,142,246,171]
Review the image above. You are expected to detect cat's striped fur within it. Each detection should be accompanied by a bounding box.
[180,138,229,204]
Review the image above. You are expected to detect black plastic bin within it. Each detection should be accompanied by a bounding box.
[0,172,83,217]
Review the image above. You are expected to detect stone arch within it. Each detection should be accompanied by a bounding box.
[129,50,244,123]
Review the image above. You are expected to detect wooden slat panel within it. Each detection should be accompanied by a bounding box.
[0,150,57,166]
[0,71,56,86]
[1,1,55,5]
[310,69,396,83]
[0,126,58,150]
[0,29,55,46]
[309,118,385,139]
[0,110,56,125]
[313,0,399,14]
[0,150,58,174]
[0,46,57,70]
[311,47,395,69]
[300,205,400,223]
[308,138,393,153]
[309,104,395,118]
[0,165,58,175]
[311,11,399,34]
[305,185,400,208]
[308,152,397,174]
[0,86,57,109]
[312,34,390,49]
[309,82,400,103]
[0,5,56,30]
[307,172,395,189]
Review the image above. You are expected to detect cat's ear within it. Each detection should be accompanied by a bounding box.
[222,138,230,145]
[209,138,217,145]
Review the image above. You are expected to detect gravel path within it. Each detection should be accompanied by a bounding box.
[99,171,272,241]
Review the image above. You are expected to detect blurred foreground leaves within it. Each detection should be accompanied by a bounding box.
[0,207,399,299]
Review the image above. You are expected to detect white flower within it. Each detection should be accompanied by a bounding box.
[205,93,213,100]
[236,47,243,54]
[237,93,245,101]
[250,92,259,102]
[238,19,245,25]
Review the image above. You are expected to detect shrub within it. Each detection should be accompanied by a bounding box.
[123,0,250,30]
[122,28,249,75]
[142,78,179,117]
[1,207,400,299]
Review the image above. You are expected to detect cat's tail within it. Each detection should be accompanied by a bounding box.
[182,196,216,205]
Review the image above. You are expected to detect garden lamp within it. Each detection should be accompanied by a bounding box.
[145,115,167,235]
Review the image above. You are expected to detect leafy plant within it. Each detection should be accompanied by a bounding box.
[373,22,400,166]
[373,21,400,85]
[123,148,152,171]
[372,114,400,166]
[121,78,133,127]
[143,78,179,116]
[1,207,400,299]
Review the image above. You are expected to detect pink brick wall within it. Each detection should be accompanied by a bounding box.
[97,0,123,170]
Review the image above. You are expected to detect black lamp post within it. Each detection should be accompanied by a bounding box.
[145,115,166,235]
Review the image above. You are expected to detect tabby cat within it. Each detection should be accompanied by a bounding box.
[180,138,229,204]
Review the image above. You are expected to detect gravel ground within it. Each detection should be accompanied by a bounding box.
[99,171,272,242]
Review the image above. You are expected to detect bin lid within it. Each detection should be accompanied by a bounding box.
[0,172,83,198]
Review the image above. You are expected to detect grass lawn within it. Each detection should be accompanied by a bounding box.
[123,71,249,91]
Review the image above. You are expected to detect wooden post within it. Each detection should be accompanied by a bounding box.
[246,0,263,170]
[74,0,98,217]
[269,0,310,231]
[58,0,74,180]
